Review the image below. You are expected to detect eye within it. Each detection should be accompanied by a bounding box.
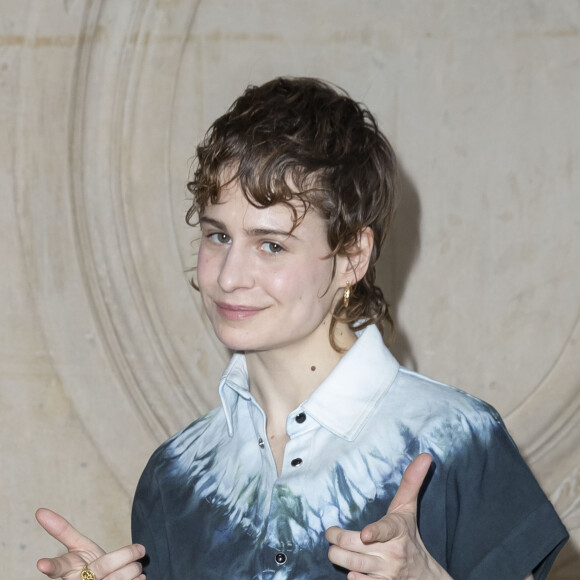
[208,232,231,244]
[262,241,285,254]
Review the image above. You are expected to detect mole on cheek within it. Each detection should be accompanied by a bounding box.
[311,366,316,371]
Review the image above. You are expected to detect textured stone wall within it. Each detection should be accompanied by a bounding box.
[1,1,578,578]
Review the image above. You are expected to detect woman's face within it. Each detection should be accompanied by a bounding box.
[197,180,347,354]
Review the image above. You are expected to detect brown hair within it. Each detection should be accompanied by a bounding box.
[186,77,397,348]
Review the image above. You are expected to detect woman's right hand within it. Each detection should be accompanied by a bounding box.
[36,508,146,580]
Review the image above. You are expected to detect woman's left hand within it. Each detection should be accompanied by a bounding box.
[326,454,452,580]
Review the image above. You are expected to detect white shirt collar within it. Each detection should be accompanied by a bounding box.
[218,325,400,441]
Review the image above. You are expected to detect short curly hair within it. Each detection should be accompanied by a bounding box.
[186,77,397,349]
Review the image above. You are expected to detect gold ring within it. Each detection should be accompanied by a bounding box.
[81,564,98,580]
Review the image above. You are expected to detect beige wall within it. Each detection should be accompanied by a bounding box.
[1,1,578,578]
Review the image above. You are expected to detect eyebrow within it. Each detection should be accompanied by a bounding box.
[199,216,296,238]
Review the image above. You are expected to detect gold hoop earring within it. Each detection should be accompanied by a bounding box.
[343,281,352,309]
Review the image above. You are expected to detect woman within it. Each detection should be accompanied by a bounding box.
[37,77,568,579]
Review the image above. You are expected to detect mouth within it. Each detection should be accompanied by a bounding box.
[215,302,267,321]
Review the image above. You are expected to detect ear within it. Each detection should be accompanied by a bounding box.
[336,227,374,286]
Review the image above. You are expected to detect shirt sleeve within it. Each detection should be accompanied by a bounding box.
[131,458,169,580]
[441,407,568,580]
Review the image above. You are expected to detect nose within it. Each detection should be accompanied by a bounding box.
[217,243,255,292]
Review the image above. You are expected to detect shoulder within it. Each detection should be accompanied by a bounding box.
[138,406,228,485]
[391,372,569,578]
[386,367,504,445]
[395,366,497,413]
[166,406,227,454]
[364,365,529,474]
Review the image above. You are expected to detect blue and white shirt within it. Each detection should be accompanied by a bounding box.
[132,325,567,579]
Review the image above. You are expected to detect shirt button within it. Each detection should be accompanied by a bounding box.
[258,437,265,448]
[290,458,303,467]
[295,412,306,424]
[275,552,287,565]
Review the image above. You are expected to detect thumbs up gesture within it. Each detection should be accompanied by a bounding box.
[326,454,452,580]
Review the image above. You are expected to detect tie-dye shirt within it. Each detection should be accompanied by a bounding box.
[132,325,567,580]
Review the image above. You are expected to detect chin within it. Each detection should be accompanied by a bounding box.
[211,325,260,353]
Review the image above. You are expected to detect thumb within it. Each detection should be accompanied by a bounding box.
[37,552,84,579]
[359,454,433,544]
[387,453,432,515]
[36,508,104,555]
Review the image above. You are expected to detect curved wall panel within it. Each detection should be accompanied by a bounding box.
[2,2,578,577]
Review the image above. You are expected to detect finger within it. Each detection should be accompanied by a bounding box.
[100,560,143,580]
[325,526,365,549]
[387,453,432,515]
[347,573,372,580]
[360,514,403,545]
[36,508,104,555]
[37,550,94,580]
[91,544,146,580]
[327,527,389,576]
[360,454,432,544]
[328,543,376,575]
[37,544,146,580]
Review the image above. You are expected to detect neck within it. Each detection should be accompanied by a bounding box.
[245,318,357,421]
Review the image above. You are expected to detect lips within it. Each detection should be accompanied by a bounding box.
[215,302,266,321]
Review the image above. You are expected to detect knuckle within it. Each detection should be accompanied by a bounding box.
[344,552,365,571]
[333,530,350,547]
[389,541,408,560]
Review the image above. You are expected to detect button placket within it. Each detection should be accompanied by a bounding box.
[285,410,310,471]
